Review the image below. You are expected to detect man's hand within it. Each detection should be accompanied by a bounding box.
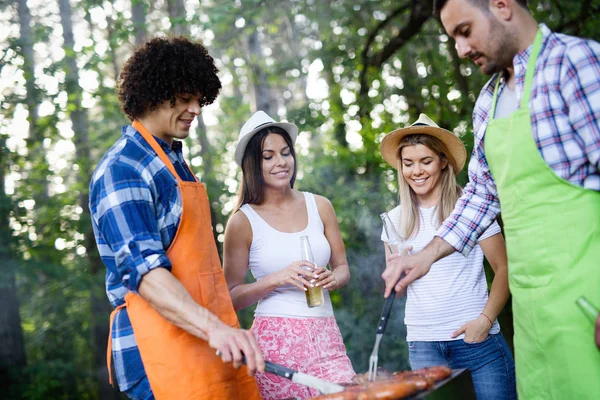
[381,237,455,297]
[209,322,265,376]
[595,313,600,350]
[382,251,431,298]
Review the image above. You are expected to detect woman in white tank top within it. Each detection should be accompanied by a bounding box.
[379,114,516,400]
[223,111,355,400]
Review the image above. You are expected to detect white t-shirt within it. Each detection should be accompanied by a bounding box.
[240,192,334,318]
[494,84,518,119]
[382,205,501,341]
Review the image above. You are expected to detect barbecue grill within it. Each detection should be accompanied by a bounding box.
[408,368,475,399]
[305,367,475,399]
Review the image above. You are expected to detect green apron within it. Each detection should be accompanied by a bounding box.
[485,29,600,399]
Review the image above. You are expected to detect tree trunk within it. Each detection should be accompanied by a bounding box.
[18,0,55,255]
[18,0,41,155]
[0,137,26,393]
[247,29,273,115]
[131,0,147,46]
[167,0,187,36]
[58,0,120,398]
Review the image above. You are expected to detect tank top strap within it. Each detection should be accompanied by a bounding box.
[240,204,264,228]
[303,192,324,232]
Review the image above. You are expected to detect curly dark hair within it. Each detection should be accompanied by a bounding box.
[118,36,222,120]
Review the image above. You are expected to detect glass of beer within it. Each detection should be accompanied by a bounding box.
[300,235,324,308]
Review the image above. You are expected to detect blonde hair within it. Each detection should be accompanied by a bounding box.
[396,134,462,238]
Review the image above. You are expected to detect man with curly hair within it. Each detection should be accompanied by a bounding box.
[89,36,263,399]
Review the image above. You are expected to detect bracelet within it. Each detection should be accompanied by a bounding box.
[481,312,493,327]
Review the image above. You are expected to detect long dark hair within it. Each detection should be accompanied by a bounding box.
[233,126,297,213]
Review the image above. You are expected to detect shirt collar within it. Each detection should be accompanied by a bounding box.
[512,24,551,89]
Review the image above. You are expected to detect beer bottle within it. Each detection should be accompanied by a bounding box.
[576,296,599,324]
[300,235,324,308]
[380,212,409,255]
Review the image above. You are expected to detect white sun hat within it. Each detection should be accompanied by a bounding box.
[235,111,298,167]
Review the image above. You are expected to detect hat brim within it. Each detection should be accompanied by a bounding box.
[235,122,298,166]
[379,125,467,172]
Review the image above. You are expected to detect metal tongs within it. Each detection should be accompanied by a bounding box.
[368,212,409,381]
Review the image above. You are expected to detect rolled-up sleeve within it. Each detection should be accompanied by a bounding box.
[436,85,502,256]
[437,160,501,256]
[91,161,171,292]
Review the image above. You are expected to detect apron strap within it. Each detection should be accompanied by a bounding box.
[107,303,127,386]
[520,28,544,109]
[490,74,502,119]
[490,28,544,118]
[132,120,198,183]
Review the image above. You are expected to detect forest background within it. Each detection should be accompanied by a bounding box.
[1,0,598,398]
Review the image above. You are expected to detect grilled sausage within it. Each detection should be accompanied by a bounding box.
[315,365,451,400]
[416,366,452,382]
[389,372,434,388]
[310,387,361,400]
[401,375,434,390]
[310,392,358,400]
[356,381,420,400]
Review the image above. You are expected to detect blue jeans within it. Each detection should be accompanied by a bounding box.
[124,376,154,400]
[408,333,516,400]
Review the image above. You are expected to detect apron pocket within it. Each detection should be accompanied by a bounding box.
[510,272,553,288]
[197,271,239,327]
[505,228,555,288]
[508,246,555,288]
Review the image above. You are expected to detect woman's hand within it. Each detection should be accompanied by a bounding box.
[266,261,318,291]
[451,314,492,343]
[313,266,338,290]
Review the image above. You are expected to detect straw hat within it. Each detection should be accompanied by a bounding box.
[379,113,467,172]
[235,111,298,167]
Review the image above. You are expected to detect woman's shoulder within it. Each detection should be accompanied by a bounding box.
[309,192,330,204]
[224,210,254,247]
[387,205,402,221]
[226,209,252,234]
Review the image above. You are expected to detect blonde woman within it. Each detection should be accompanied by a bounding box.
[379,114,516,400]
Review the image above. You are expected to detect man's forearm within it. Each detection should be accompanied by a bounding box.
[425,236,456,263]
[385,236,457,297]
[138,267,223,340]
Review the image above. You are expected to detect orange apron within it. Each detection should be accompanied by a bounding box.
[107,120,261,399]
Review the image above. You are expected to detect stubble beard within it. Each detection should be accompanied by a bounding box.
[481,19,519,75]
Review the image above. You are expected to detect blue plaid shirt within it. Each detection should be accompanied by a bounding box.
[438,24,600,255]
[89,125,196,391]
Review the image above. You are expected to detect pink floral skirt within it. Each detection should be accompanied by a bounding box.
[251,316,356,400]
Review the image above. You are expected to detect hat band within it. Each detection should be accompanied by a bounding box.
[411,123,429,127]
[251,121,273,131]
